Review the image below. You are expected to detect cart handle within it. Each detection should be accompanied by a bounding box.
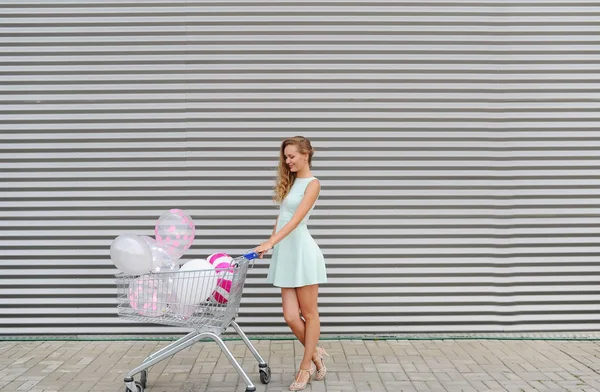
[243,251,259,260]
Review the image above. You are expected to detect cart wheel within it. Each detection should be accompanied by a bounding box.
[259,366,271,384]
[140,370,147,388]
[125,381,144,392]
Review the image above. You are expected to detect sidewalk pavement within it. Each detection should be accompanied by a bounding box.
[1,338,600,392]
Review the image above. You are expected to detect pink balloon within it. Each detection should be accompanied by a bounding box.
[155,209,195,261]
[212,273,234,304]
[128,276,171,317]
[208,252,230,265]
[214,261,233,272]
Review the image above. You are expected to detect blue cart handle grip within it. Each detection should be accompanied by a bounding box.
[243,251,259,260]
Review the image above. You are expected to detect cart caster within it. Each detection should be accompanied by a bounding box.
[259,366,271,384]
[140,370,147,388]
[245,388,256,392]
[125,381,144,392]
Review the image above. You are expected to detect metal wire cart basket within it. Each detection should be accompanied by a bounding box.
[116,251,271,392]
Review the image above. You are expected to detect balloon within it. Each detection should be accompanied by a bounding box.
[155,209,195,260]
[207,252,232,266]
[171,258,218,317]
[128,275,172,317]
[211,261,234,304]
[206,252,234,304]
[110,234,153,275]
[141,236,180,273]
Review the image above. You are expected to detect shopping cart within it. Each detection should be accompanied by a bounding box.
[116,251,271,392]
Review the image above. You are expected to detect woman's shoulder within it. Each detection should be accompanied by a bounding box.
[296,176,320,184]
[295,176,320,190]
[306,176,320,186]
[305,177,321,194]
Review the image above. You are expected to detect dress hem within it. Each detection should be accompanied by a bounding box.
[270,280,327,289]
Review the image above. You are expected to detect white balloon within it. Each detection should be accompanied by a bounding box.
[171,258,218,317]
[110,234,153,275]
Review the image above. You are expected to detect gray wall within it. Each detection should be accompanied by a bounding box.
[1,1,600,335]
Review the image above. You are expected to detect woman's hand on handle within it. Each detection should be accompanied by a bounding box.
[254,240,274,259]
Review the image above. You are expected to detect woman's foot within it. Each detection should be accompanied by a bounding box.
[289,363,316,391]
[312,346,330,381]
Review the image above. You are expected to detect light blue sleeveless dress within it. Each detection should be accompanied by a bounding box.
[267,176,327,288]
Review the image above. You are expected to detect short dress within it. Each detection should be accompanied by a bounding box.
[266,176,327,288]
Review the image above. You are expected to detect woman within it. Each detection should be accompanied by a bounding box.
[254,136,329,391]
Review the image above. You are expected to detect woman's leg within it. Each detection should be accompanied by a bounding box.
[282,287,322,365]
[281,288,305,343]
[296,284,320,371]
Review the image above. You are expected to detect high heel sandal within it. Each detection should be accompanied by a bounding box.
[313,346,331,381]
[289,363,316,391]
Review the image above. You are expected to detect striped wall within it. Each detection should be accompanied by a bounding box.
[1,1,600,335]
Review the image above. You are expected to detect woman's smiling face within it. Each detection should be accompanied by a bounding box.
[284,144,307,173]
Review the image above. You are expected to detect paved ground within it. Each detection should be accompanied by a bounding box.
[1,338,600,391]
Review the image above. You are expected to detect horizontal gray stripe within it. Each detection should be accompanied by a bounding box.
[1,270,596,278]
[3,127,600,134]
[6,291,600,299]
[4,31,600,38]
[6,41,600,47]
[1,2,599,8]
[6,11,600,17]
[3,243,600,250]
[1,321,596,330]
[5,60,600,66]
[4,300,600,309]
[6,179,600,186]
[4,109,600,116]
[4,222,600,231]
[5,197,600,205]
[5,175,600,181]
[8,78,600,84]
[2,261,598,268]
[1,99,600,105]
[0,206,476,213]
[4,69,600,76]
[0,311,598,319]
[6,89,600,95]
[4,233,600,240]
[7,50,600,55]
[2,155,600,162]
[4,22,600,28]
[4,253,600,261]
[4,136,600,143]
[6,147,600,153]
[0,165,600,172]
[3,281,598,290]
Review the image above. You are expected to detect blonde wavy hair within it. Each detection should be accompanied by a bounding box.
[273,136,315,203]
